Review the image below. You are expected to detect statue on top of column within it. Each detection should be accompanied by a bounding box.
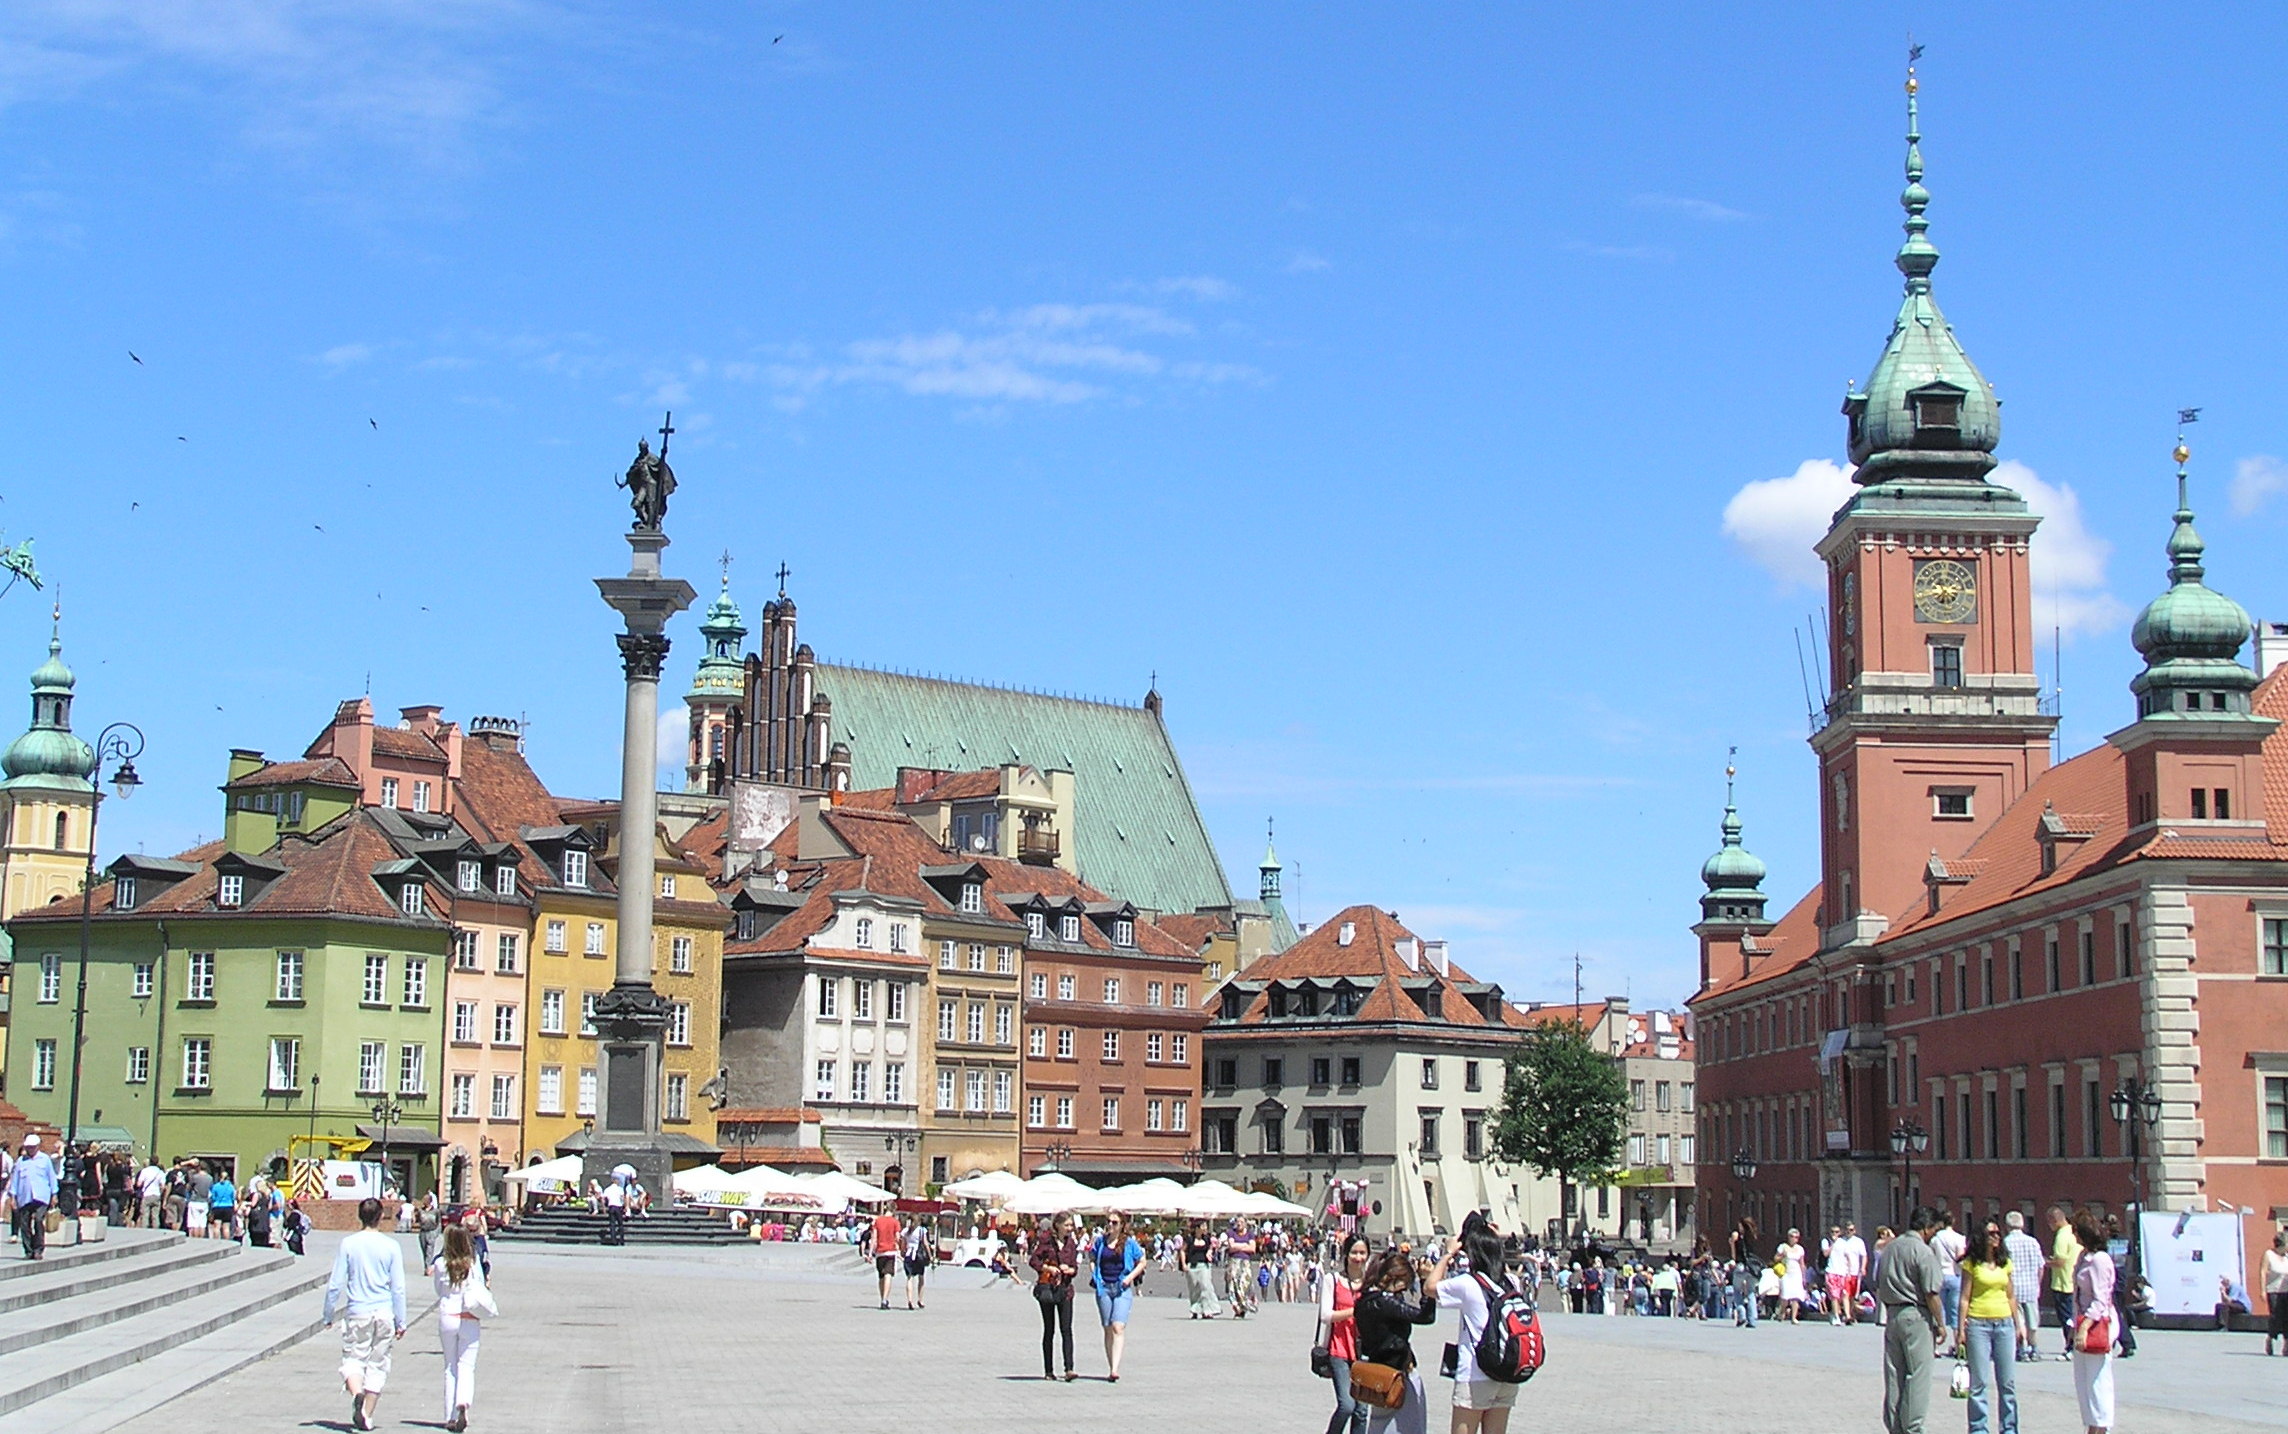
[618,437,676,531]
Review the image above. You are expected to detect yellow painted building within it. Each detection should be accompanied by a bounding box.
[0,630,100,1081]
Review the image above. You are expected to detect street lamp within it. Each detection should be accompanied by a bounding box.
[371,1098,405,1200]
[1180,1145,1205,1179]
[60,721,144,1224]
[1042,1139,1072,1175]
[2111,1079,2163,1284]
[1731,1149,1758,1182]
[883,1132,916,1193]
[1890,1120,1929,1222]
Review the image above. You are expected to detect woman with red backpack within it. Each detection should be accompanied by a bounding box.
[1437,1224,1533,1434]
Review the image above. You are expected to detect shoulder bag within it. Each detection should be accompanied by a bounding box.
[1347,1359,1408,1410]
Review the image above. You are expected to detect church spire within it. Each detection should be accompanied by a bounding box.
[1842,49,2003,483]
[1698,749,1768,925]
[2129,426,2259,720]
[1258,817,1298,953]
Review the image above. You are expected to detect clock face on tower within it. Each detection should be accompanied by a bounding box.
[1912,559,1978,624]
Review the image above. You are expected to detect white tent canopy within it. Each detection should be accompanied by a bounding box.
[728,1164,836,1211]
[503,1155,584,1195]
[1002,1173,1101,1216]
[798,1171,896,1206]
[672,1165,743,1202]
[943,1170,1027,1203]
[1092,1178,1192,1217]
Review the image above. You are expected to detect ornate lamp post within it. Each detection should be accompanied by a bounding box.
[59,722,143,1223]
[371,1097,405,1198]
[2111,1079,2163,1280]
[1042,1139,1072,1175]
[1889,1120,1929,1223]
[583,419,696,1199]
[883,1132,916,1193]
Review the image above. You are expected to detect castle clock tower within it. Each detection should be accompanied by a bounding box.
[1811,65,2055,940]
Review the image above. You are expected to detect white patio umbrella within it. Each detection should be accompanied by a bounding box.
[1003,1172,1100,1216]
[1170,1178,1255,1219]
[943,1170,1027,1203]
[1236,1190,1315,1219]
[672,1165,746,1204]
[798,1171,896,1206]
[729,1164,837,1212]
[1097,1177,1191,1217]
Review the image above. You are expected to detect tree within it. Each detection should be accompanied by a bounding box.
[1490,1020,1629,1240]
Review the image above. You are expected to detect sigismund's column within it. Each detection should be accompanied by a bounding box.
[584,427,696,1201]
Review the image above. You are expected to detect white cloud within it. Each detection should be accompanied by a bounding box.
[771,300,1260,408]
[1632,193,1751,222]
[1284,250,1332,274]
[1721,459,1854,589]
[2230,454,2288,517]
[1999,461,2129,639]
[316,342,373,369]
[1720,456,2126,637]
[1130,275,1238,302]
[655,705,687,792]
[0,1,531,168]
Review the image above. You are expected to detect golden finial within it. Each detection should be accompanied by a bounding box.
[2173,440,2190,467]
[1907,36,1923,93]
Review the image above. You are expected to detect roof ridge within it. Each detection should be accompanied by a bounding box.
[817,659,1145,713]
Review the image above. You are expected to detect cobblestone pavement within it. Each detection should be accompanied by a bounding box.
[113,1243,2288,1433]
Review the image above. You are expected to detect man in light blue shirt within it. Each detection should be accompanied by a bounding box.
[323,1197,407,1431]
[6,1134,58,1260]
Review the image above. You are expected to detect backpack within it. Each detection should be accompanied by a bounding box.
[1472,1273,1546,1384]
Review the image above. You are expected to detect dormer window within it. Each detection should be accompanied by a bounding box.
[495,865,515,897]
[854,917,874,949]
[563,851,589,888]
[1913,392,1961,432]
[457,860,482,893]
[1026,911,1045,940]
[380,777,399,809]
[736,908,758,942]
[217,874,244,909]
[401,882,426,917]
[116,875,137,911]
[1059,914,1081,943]
[1114,918,1134,948]
[959,882,983,914]
[1337,921,1355,947]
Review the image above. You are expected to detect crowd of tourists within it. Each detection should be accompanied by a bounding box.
[0,1137,314,1258]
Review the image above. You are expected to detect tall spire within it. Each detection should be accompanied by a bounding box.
[1258,817,1298,953]
[1897,53,1938,291]
[1699,748,1767,924]
[2,603,95,789]
[2129,422,2259,720]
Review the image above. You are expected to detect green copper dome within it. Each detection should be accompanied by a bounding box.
[686,575,749,701]
[1700,803,1767,893]
[2129,452,2258,720]
[1843,70,2002,483]
[1,632,94,789]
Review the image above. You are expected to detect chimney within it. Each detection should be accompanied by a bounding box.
[399,705,445,735]
[226,749,266,784]
[1395,937,1419,971]
[1424,939,1450,978]
[469,716,524,753]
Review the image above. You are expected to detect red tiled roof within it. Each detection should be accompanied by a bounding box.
[719,1145,837,1169]
[1221,904,1517,1028]
[1518,1001,1610,1030]
[715,1108,821,1125]
[451,739,612,896]
[18,817,438,925]
[225,757,360,791]
[372,727,447,762]
[1153,912,1224,950]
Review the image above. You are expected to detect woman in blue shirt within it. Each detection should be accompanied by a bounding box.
[1090,1211,1146,1382]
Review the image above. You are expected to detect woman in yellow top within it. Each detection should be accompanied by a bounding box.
[1957,1219,2028,1434]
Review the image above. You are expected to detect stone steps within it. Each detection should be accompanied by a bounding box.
[0,1228,328,1422]
[494,1207,748,1246]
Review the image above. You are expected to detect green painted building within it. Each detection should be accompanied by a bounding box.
[7,805,451,1188]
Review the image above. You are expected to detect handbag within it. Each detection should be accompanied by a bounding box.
[2077,1311,2113,1355]
[1310,1303,1334,1378]
[1348,1359,1408,1411]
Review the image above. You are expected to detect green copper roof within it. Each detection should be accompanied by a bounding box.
[1843,68,2001,486]
[814,663,1233,916]
[1,629,93,791]
[1699,763,1766,895]
[686,578,748,701]
[2129,450,2259,720]
[1258,837,1298,952]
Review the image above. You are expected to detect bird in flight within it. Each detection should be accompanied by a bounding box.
[176,436,186,442]
[369,418,378,429]
[774,34,783,43]
[129,352,142,365]
[129,502,139,512]
[314,524,325,532]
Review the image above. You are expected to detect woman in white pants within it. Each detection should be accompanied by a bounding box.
[432,1224,497,1432]
[2067,1210,2115,1433]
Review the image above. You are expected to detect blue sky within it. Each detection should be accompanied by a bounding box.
[4,3,2287,1011]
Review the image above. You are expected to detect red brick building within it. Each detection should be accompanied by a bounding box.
[1691,79,2288,1304]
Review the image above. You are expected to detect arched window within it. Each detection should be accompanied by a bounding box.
[53,810,68,851]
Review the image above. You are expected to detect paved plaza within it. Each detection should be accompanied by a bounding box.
[86,1234,2288,1434]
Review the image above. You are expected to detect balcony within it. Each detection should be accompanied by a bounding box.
[1017,827,1060,865]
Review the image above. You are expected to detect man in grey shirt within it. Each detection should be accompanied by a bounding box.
[1877,1206,1946,1434]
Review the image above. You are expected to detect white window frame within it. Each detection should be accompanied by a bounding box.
[959,882,983,914]
[1103,1030,1120,1060]
[182,1037,212,1090]
[563,850,589,888]
[453,1000,478,1043]
[125,1045,150,1084]
[217,873,244,908]
[491,1073,516,1121]
[275,950,305,1002]
[450,1072,475,1118]
[1028,1026,1047,1057]
[886,983,907,1022]
[577,1066,598,1117]
[358,1040,385,1094]
[670,936,693,974]
[362,953,387,1006]
[815,1059,837,1101]
[494,1002,519,1046]
[1056,1095,1073,1129]
[884,1062,904,1104]
[398,1042,426,1095]
[538,1064,563,1115]
[132,961,154,999]
[1028,1094,1046,1128]
[585,922,607,956]
[540,988,566,1035]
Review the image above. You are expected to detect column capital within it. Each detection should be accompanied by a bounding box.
[617,632,673,682]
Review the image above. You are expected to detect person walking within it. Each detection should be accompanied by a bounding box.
[185,1161,213,1239]
[431,1223,496,1432]
[1354,1243,1449,1434]
[1224,1218,1259,1318]
[209,1168,239,1242]
[598,1176,627,1248]
[1730,1218,1760,1327]
[901,1216,932,1309]
[4,1134,57,1260]
[135,1158,164,1229]
[1877,1206,1946,1434]
[324,1197,408,1433]
[284,1199,311,1256]
[1930,1212,1967,1356]
[1439,1225,1522,1434]
[869,1205,901,1308]
[2002,1212,2044,1363]
[1183,1218,1219,1318]
[2263,1229,2288,1356]
[1089,1211,1146,1382]
[2068,1211,2116,1432]
[1030,1212,1080,1380]
[1956,1218,2025,1434]
[1778,1229,1808,1323]
[1318,1233,1371,1434]
[2044,1205,2078,1360]
[415,1192,443,1269]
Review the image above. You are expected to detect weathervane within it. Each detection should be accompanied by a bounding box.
[718,549,734,587]
[775,562,791,598]
[2176,408,2200,469]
